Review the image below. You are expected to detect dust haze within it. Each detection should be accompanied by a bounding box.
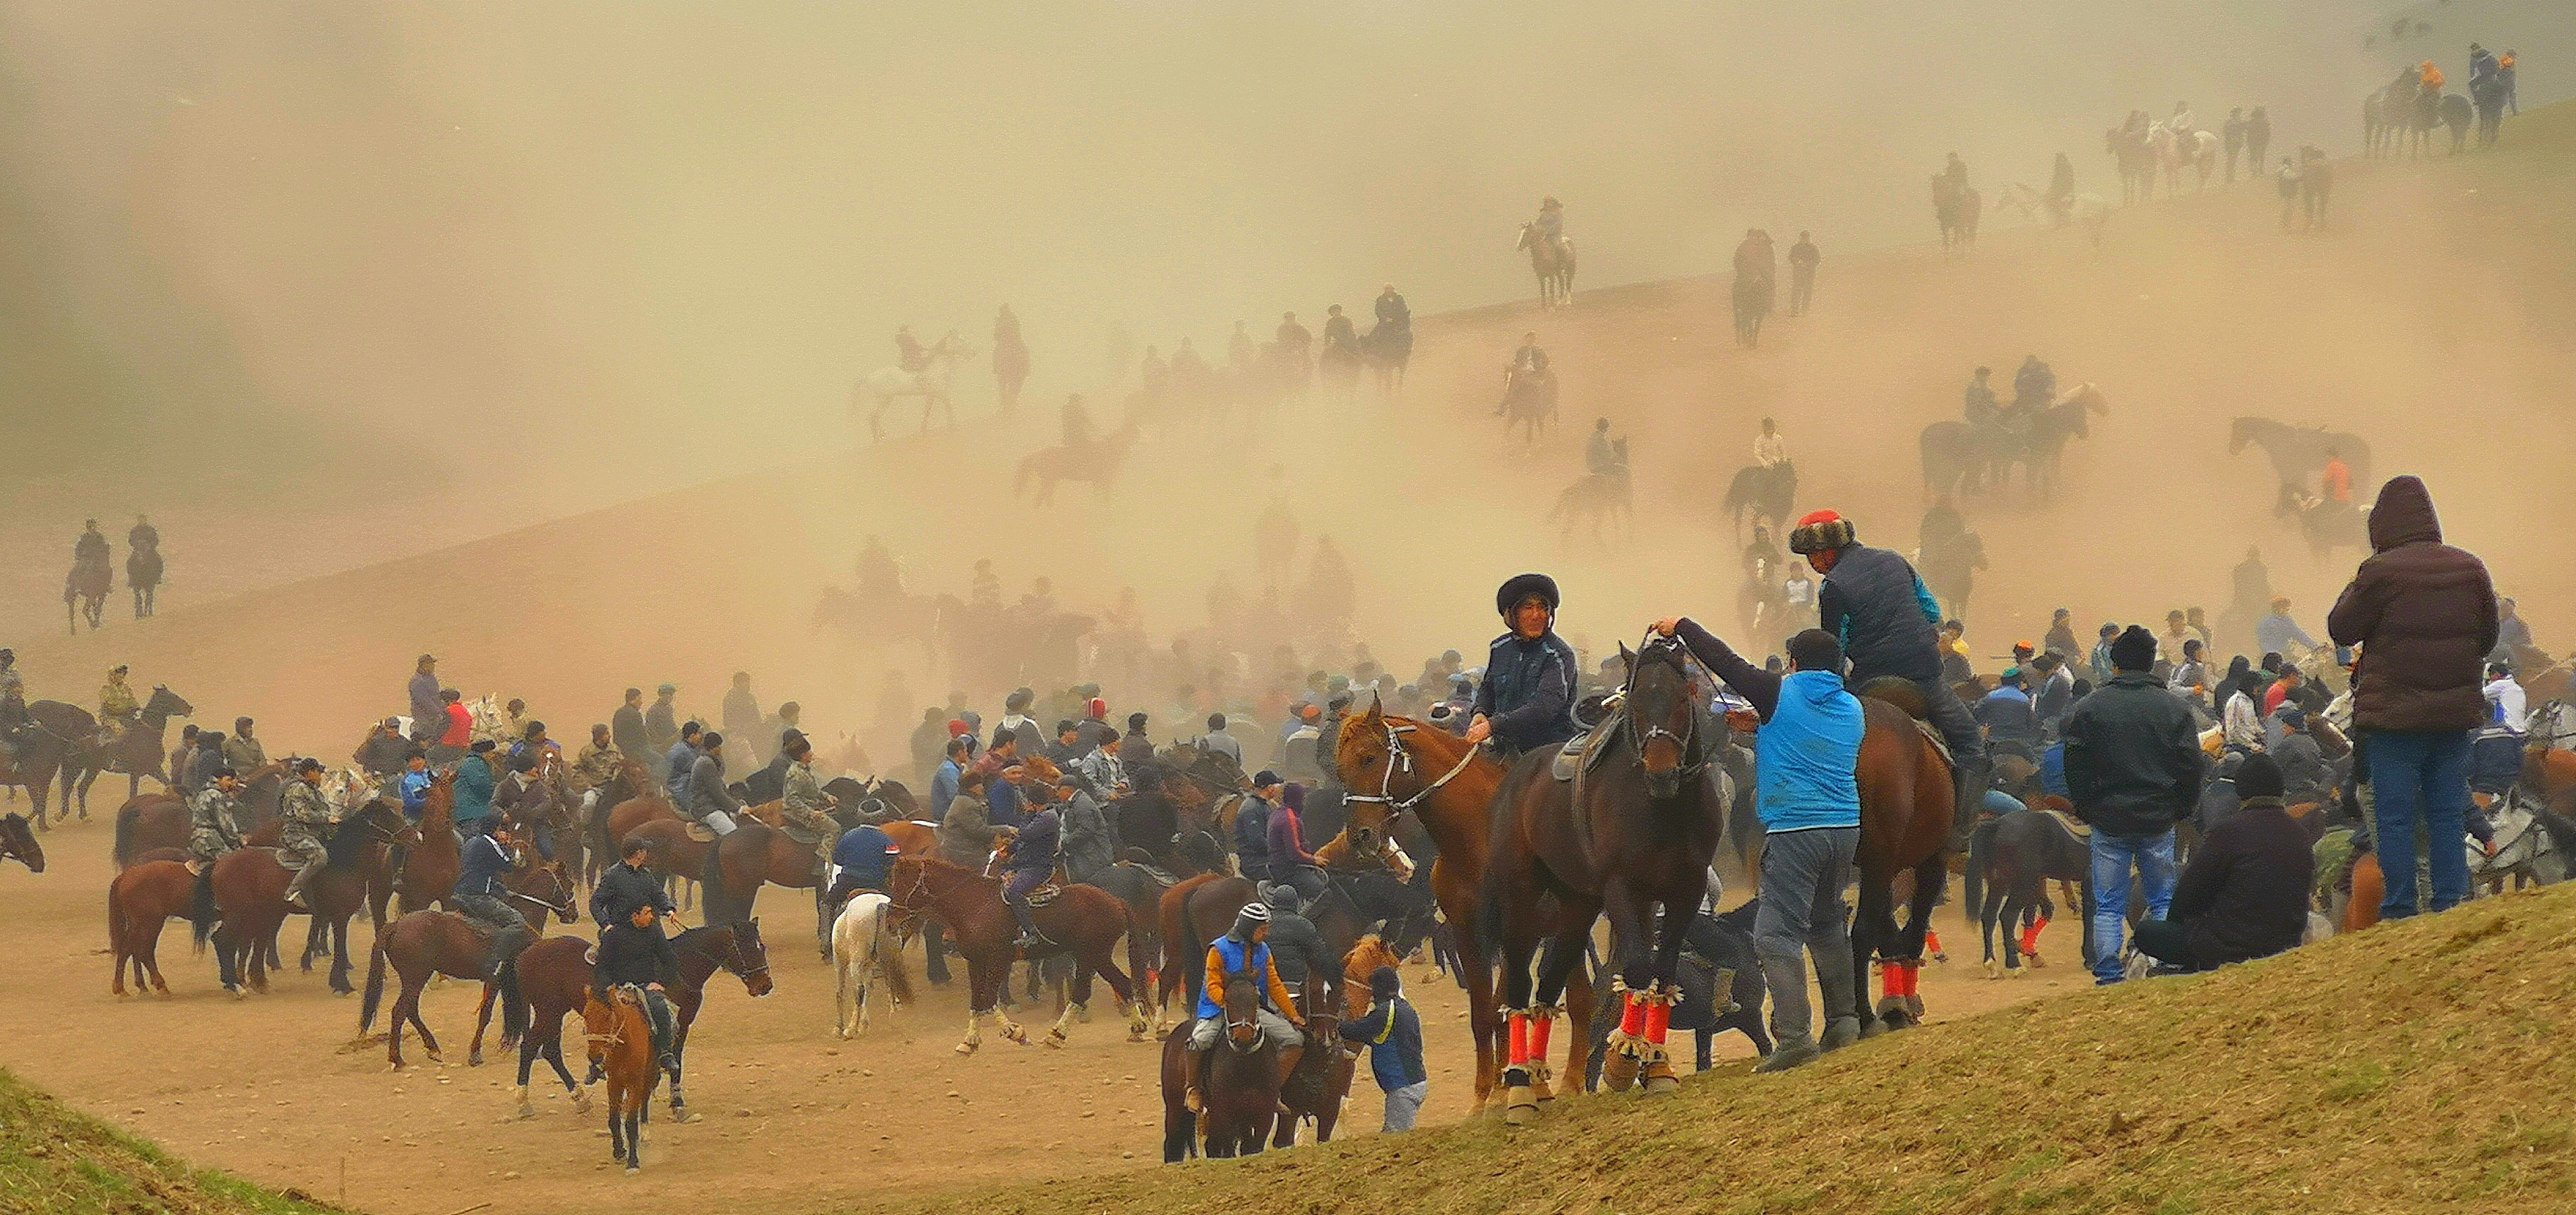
[1,0,2571,755]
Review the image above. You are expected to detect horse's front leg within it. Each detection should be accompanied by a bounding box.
[1641,895,1695,1093]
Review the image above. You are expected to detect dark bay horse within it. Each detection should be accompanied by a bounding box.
[1480,638,1725,1120]
[0,812,38,874]
[1,719,74,830]
[507,923,773,1121]
[1723,461,1796,539]
[1159,974,1284,1162]
[65,559,110,633]
[53,686,193,815]
[884,856,1146,1053]
[2229,417,2371,495]
[1848,678,1959,1035]
[201,801,417,995]
[108,859,193,997]
[393,773,459,916]
[1329,700,1537,1113]
[628,818,821,944]
[357,860,578,1069]
[127,546,162,618]
[1971,808,2088,978]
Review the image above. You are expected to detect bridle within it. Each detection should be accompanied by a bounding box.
[1626,635,1710,779]
[721,926,772,985]
[1345,719,1481,815]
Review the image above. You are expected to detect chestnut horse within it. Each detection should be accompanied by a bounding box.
[200,801,418,995]
[1847,678,1959,1034]
[883,856,1146,1053]
[1331,699,1578,1114]
[627,818,821,944]
[508,923,774,1120]
[584,988,659,1172]
[356,860,579,1069]
[107,859,193,996]
[393,773,460,915]
[0,812,40,875]
[1481,638,1727,1121]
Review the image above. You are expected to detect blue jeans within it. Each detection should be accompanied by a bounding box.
[2089,830,2176,986]
[2366,729,2473,918]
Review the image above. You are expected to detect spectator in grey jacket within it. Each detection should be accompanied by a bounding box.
[1056,774,1116,884]
[685,731,744,835]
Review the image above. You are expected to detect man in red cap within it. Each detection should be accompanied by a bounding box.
[1788,509,1986,809]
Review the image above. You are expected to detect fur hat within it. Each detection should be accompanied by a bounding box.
[2235,753,2284,800]
[2109,626,2159,673]
[1496,573,1561,617]
[1787,509,1855,555]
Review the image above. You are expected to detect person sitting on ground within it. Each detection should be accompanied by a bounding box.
[1339,965,1429,1133]
[2131,755,2311,974]
[1183,902,1306,1113]
[594,901,681,1074]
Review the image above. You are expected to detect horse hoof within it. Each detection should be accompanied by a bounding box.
[467,1053,483,1067]
[955,1041,979,1055]
[1601,1053,1639,1094]
[1503,1087,1539,1126]
[1858,1017,1887,1041]
[1643,1073,1681,1095]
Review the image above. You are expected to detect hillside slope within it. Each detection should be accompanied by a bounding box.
[877,886,2576,1215]
[9,102,2573,762]
[0,1067,335,1215]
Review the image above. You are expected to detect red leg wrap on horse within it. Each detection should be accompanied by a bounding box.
[1643,991,1672,1045]
[1528,1010,1554,1060]
[2020,918,2046,957]
[1618,991,1647,1038]
[1903,962,1923,998]
[1924,928,1943,954]
[1507,1012,1530,1067]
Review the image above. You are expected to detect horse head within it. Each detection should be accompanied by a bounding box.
[1222,968,1265,1051]
[2227,416,2260,455]
[1340,930,1402,1019]
[514,858,580,923]
[1621,638,1703,801]
[728,918,775,996]
[1335,697,1401,854]
[144,686,192,723]
[0,813,41,873]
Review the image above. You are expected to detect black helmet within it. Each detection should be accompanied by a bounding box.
[1496,573,1561,618]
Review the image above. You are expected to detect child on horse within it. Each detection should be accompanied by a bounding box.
[1182,902,1305,1113]
[1467,573,1580,758]
[1654,620,1866,1071]
[1788,510,1986,812]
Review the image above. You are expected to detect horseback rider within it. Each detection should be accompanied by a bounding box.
[73,519,110,575]
[2319,447,2353,505]
[1181,901,1306,1114]
[2005,355,2055,438]
[1373,285,1410,333]
[776,731,840,875]
[593,835,680,928]
[1275,312,1311,362]
[1257,884,1332,1017]
[1532,196,1565,253]
[1918,496,1966,562]
[1467,574,1580,758]
[186,767,246,923]
[895,325,929,374]
[1001,783,1060,948]
[1060,393,1094,448]
[222,716,266,775]
[1320,305,1356,352]
[1788,510,1986,810]
[1962,366,1998,430]
[1265,779,1328,906]
[455,817,535,980]
[1234,771,1280,890]
[662,720,702,801]
[278,758,336,912]
[1941,152,1967,193]
[0,671,30,764]
[594,901,681,1074]
[570,723,624,813]
[1977,669,2043,762]
[1755,417,1789,469]
[1652,621,1865,1070]
[129,513,160,553]
[98,664,140,743]
[823,814,898,905]
[1585,419,1626,479]
[684,731,744,837]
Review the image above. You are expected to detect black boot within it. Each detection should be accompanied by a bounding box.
[1010,899,1044,949]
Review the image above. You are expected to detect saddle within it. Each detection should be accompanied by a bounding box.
[2036,806,2091,841]
[1549,715,1626,784]
[1116,857,1179,887]
[682,822,716,844]
[1023,884,1063,908]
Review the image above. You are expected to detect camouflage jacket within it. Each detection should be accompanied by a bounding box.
[279,782,336,852]
[188,786,245,858]
[100,681,139,720]
[571,742,625,793]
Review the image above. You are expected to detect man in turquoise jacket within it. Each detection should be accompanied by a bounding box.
[1659,618,1864,1072]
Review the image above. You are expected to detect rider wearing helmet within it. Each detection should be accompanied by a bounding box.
[1788,510,1986,808]
[1467,574,1581,758]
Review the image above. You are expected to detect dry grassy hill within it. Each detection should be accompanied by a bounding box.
[878,885,2576,1215]
[0,1067,335,1215]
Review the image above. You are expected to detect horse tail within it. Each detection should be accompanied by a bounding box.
[112,803,138,868]
[189,868,220,948]
[1964,819,1996,919]
[873,900,914,1006]
[358,930,392,1035]
[498,952,530,1043]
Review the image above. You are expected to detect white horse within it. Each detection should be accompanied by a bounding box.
[830,890,900,1039]
[1991,182,2112,250]
[853,333,977,441]
[2186,128,2222,191]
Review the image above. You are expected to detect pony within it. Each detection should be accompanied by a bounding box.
[1516,223,1576,309]
[1362,320,1410,397]
[107,859,191,997]
[854,331,977,441]
[830,891,912,1039]
[1480,638,1727,1120]
[1159,969,1284,1161]
[1732,270,1775,345]
[2229,417,2371,496]
[0,812,39,875]
[583,988,660,1172]
[1549,471,1631,546]
[64,558,110,633]
[56,686,193,816]
[2104,122,2154,203]
[1497,366,1558,446]
[1969,807,2088,978]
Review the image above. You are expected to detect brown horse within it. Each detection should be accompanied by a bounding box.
[584,988,659,1172]
[883,855,1147,1053]
[1155,873,1256,1013]
[508,923,774,1121]
[578,757,657,885]
[1159,972,1284,1162]
[356,860,579,1069]
[0,723,73,831]
[52,686,193,816]
[1330,700,1540,1113]
[393,774,459,915]
[0,812,40,875]
[108,860,196,997]
[200,801,418,995]
[627,817,819,938]
[1847,678,1959,1035]
[1482,638,1725,1121]
[112,794,187,868]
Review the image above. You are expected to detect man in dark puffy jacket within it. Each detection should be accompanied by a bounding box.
[1790,510,1984,810]
[1258,885,1332,1016]
[2329,475,2497,918]
[2062,626,2205,985]
[2133,755,2312,972]
[1234,771,1280,880]
[1468,573,1580,756]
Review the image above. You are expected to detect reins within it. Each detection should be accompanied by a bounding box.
[1346,722,1482,815]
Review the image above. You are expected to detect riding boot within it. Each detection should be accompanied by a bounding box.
[645,991,679,1074]
[1009,898,1044,949]
[1183,1043,1207,1113]
[1752,951,1820,1073]
[282,863,316,912]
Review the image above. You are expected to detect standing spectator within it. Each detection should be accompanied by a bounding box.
[2244,106,2271,172]
[2222,108,2246,181]
[2131,754,2311,973]
[612,688,650,764]
[928,736,969,825]
[2061,626,2205,985]
[2088,622,2121,685]
[1786,232,1820,316]
[2328,476,2497,919]
[407,655,442,741]
[2274,155,2301,231]
[645,684,680,754]
[1339,966,1428,1132]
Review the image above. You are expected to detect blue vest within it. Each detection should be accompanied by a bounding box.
[1196,935,1272,1021]
[1754,670,1864,832]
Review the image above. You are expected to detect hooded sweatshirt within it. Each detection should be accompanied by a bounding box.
[2327,476,2498,733]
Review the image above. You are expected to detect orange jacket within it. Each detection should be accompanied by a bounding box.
[2322,458,2352,503]
[1202,939,1301,1022]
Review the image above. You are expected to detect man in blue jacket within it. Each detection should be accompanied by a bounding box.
[1660,618,1864,1072]
[1338,965,1429,1132]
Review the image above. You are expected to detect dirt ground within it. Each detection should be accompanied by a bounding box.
[0,813,2083,1215]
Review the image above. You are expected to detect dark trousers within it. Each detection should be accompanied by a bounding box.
[2130,918,2202,971]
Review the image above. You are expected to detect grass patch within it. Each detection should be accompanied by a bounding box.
[0,1067,338,1215]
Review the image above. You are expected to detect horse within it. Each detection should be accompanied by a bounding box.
[2472,76,2508,148]
[628,816,824,945]
[1517,223,1576,309]
[1549,472,1630,545]
[1498,366,1558,446]
[507,923,772,1121]
[2146,121,2181,195]
[2470,791,2565,896]
[584,988,660,1172]
[393,773,460,915]
[1844,678,1958,1035]
[1991,182,2109,251]
[1932,177,1979,255]
[64,558,110,633]
[0,812,38,875]
[2409,88,2469,157]
[1999,385,2109,501]
[107,859,193,997]
[1014,418,1140,506]
[2275,485,2367,557]
[854,332,977,441]
[55,686,193,816]
[1330,700,1540,1112]
[126,547,162,618]
[0,724,72,832]
[1917,530,1986,621]
[1581,901,1769,1082]
[830,892,912,1039]
[2229,417,2371,496]
[1362,321,1410,397]
[2103,124,2155,203]
[202,801,419,995]
[354,859,578,1070]
[1158,970,1285,1162]
[1969,808,2088,978]
[1480,637,1726,1120]
[1732,271,1774,346]
[1723,461,1796,539]
[883,855,1147,1053]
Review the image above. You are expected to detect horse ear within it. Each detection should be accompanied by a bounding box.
[1362,695,1383,724]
